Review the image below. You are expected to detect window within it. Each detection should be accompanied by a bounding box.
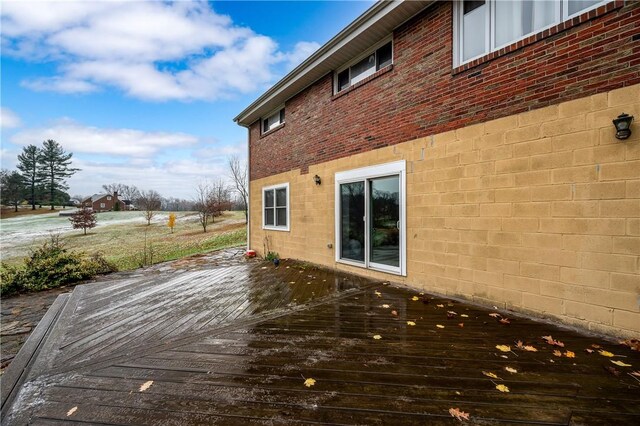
[335,160,406,276]
[456,0,610,65]
[263,183,289,231]
[262,108,285,133]
[335,39,393,93]
[107,196,112,200]
[100,203,105,208]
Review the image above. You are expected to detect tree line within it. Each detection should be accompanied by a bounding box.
[1,140,78,211]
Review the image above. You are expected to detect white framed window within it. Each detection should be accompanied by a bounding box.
[455,0,611,66]
[335,38,393,93]
[100,203,106,208]
[262,183,289,231]
[262,107,285,133]
[107,196,112,200]
[335,160,406,276]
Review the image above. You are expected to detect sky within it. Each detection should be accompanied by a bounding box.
[0,0,372,199]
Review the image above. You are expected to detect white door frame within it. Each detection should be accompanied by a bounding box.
[334,160,406,276]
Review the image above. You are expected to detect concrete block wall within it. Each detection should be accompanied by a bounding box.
[250,85,640,337]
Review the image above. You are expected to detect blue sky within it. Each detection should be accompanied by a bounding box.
[1,0,372,199]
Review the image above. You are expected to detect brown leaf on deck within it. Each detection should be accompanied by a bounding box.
[449,407,470,421]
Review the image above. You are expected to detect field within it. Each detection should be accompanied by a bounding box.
[0,210,246,271]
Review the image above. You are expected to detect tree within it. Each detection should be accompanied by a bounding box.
[102,183,140,203]
[38,139,79,210]
[167,213,176,233]
[136,190,162,225]
[0,170,25,212]
[228,155,248,224]
[69,208,97,235]
[209,179,231,222]
[194,182,214,232]
[16,145,44,210]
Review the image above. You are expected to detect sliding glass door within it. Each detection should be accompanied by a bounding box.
[335,161,405,276]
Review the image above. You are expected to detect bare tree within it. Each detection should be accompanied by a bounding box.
[136,190,162,225]
[209,179,231,223]
[228,156,248,223]
[194,182,214,233]
[102,183,140,203]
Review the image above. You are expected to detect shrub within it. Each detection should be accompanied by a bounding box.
[0,236,116,296]
[265,251,279,262]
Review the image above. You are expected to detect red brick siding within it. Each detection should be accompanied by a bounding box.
[250,1,640,180]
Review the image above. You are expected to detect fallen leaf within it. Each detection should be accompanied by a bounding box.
[447,311,458,318]
[437,304,444,308]
[139,380,153,392]
[585,348,594,354]
[460,314,469,318]
[605,366,621,376]
[495,384,510,393]
[505,367,518,374]
[524,345,538,352]
[449,407,470,422]
[542,335,565,347]
[482,371,499,379]
[375,291,382,297]
[495,345,511,352]
[67,406,78,417]
[407,321,416,326]
[411,296,419,301]
[436,324,445,329]
[499,318,511,325]
[489,313,501,318]
[549,359,555,363]
[382,304,390,308]
[373,335,382,340]
[304,378,316,387]
[289,281,295,284]
[564,351,575,358]
[620,339,640,351]
[599,350,615,357]
[630,371,640,377]
[553,350,562,357]
[591,344,601,349]
[458,323,464,328]
[391,310,398,316]
[611,360,632,367]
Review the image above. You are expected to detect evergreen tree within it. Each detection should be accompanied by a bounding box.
[0,169,26,212]
[16,145,44,210]
[38,139,79,210]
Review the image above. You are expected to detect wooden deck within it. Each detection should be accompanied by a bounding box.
[1,252,639,425]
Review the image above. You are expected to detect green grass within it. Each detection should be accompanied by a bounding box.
[5,211,247,272]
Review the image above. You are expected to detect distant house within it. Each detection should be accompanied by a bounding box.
[82,191,127,212]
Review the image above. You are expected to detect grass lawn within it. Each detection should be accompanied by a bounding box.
[3,211,247,271]
[0,206,70,219]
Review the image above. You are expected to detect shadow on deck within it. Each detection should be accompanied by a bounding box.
[1,251,639,425]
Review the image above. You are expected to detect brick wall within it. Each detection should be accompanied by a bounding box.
[250,85,640,337]
[249,0,640,181]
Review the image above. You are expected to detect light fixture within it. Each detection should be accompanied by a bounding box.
[612,113,634,140]
[314,175,321,185]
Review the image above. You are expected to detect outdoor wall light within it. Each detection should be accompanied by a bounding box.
[612,113,634,140]
[314,175,322,185]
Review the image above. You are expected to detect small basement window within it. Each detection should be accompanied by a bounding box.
[263,183,289,231]
[262,108,285,133]
[335,39,393,93]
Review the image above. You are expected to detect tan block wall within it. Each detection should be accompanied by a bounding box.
[249,85,640,337]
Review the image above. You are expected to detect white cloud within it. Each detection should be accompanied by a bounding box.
[1,107,22,128]
[10,120,199,157]
[2,1,318,101]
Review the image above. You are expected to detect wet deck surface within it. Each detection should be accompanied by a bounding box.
[2,251,639,425]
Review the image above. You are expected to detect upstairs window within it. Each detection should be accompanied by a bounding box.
[335,39,393,93]
[107,196,112,200]
[263,183,289,231]
[262,108,285,133]
[456,0,610,65]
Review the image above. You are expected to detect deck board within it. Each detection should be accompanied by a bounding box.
[2,254,639,425]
